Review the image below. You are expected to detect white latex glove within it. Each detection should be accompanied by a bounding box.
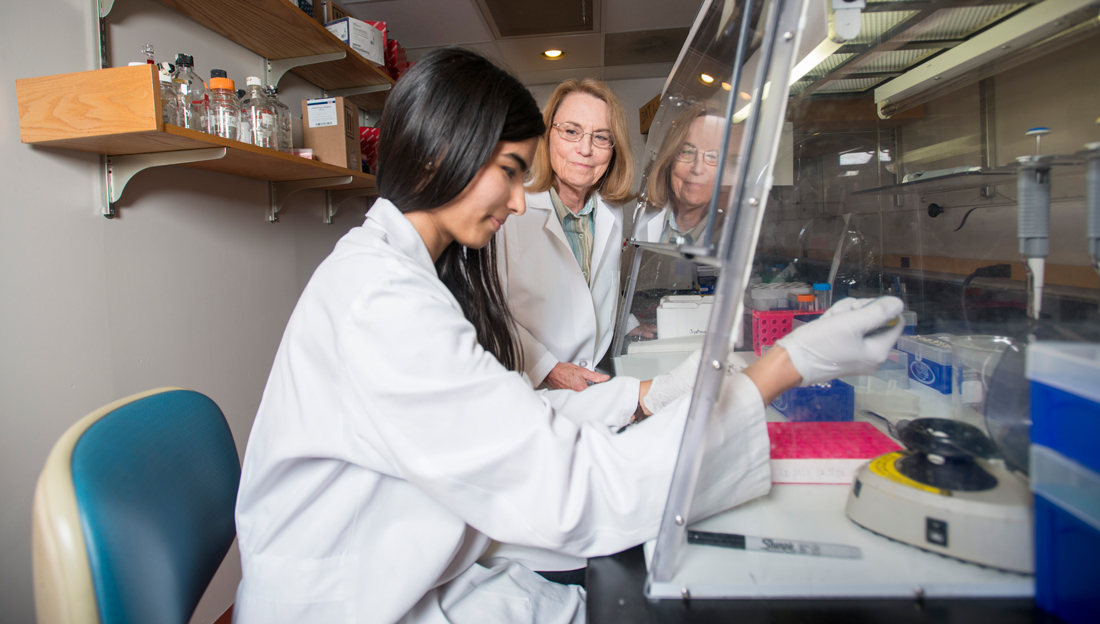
[640,348,751,415]
[776,296,904,386]
[643,349,702,414]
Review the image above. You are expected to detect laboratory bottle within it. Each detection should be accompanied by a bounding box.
[265,86,294,152]
[157,63,180,126]
[142,44,155,65]
[171,55,208,133]
[238,90,251,145]
[207,70,240,141]
[241,77,277,149]
[235,90,248,143]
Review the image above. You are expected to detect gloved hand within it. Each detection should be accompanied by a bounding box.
[640,348,752,415]
[642,349,701,414]
[776,296,904,387]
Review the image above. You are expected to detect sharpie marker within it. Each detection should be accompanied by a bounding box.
[687,530,862,559]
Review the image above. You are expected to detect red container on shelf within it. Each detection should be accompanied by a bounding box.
[751,309,825,355]
[385,39,408,80]
[360,127,380,174]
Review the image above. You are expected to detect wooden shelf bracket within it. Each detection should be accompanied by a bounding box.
[266,52,346,87]
[268,176,353,222]
[324,188,377,224]
[94,0,117,69]
[103,147,227,218]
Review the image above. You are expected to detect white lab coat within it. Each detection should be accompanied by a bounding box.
[634,205,670,243]
[497,190,624,387]
[627,205,701,294]
[233,199,771,624]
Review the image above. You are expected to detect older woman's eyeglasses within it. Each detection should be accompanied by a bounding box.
[676,145,719,166]
[552,122,614,149]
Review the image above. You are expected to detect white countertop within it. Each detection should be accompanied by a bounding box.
[620,350,1033,600]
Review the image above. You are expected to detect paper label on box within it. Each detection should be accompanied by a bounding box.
[307,98,338,128]
[326,21,348,41]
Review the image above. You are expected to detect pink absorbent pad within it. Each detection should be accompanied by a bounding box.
[767,421,902,485]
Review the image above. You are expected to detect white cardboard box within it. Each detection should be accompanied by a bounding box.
[325,17,384,66]
[655,295,713,339]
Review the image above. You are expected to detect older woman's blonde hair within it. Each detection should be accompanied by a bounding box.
[527,79,635,205]
[644,102,712,209]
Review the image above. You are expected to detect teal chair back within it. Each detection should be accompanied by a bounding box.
[33,388,241,624]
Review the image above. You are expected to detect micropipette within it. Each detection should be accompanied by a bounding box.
[1085,140,1099,316]
[1016,127,1052,320]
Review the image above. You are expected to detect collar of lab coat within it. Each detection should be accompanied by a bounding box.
[525,190,619,282]
[364,198,437,273]
[633,205,669,242]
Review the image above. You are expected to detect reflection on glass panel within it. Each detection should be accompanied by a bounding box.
[642,106,728,248]
[630,0,1100,607]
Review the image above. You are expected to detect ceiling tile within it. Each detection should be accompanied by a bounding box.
[605,28,689,66]
[489,34,604,73]
[603,61,675,82]
[480,0,597,37]
[344,0,493,48]
[346,0,700,88]
[604,0,702,32]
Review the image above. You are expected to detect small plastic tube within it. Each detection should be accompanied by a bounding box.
[813,283,831,310]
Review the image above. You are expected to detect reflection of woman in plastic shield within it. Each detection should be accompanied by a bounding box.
[638,105,725,245]
[632,104,730,295]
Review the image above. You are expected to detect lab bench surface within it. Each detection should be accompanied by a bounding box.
[585,545,1051,623]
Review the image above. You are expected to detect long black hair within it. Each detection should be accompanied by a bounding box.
[376,48,545,372]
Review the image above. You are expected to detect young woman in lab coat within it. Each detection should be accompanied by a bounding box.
[497,79,649,392]
[233,47,905,624]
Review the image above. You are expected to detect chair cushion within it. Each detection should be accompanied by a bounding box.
[72,389,240,624]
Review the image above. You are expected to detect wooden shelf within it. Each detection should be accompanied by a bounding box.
[154,0,395,110]
[17,64,374,190]
[156,124,375,188]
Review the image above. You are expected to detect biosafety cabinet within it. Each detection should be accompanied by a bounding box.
[610,0,1100,610]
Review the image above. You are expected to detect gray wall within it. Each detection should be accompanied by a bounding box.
[1,0,364,621]
[0,2,671,621]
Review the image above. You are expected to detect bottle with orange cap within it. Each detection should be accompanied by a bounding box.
[208,69,240,141]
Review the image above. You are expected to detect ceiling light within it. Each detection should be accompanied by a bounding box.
[699,73,715,84]
[541,50,565,60]
[721,82,731,91]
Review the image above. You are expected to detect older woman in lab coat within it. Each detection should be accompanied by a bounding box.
[233,48,905,624]
[497,79,648,391]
